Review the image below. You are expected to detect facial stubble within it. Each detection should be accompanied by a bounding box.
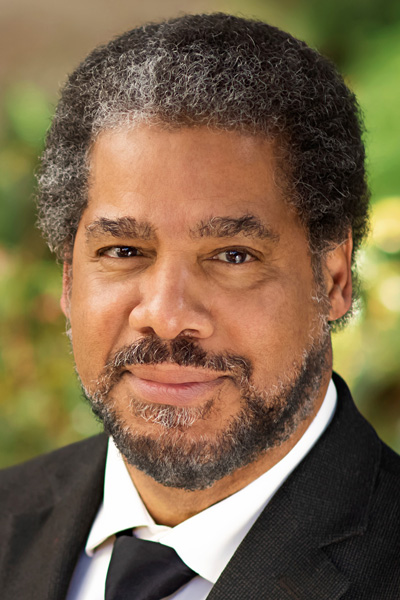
[81,327,331,491]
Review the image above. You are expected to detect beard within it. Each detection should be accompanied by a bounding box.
[80,322,331,491]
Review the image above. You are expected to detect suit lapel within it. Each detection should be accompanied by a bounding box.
[208,488,350,600]
[208,374,381,600]
[0,434,108,600]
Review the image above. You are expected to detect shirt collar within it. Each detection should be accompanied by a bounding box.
[86,378,337,583]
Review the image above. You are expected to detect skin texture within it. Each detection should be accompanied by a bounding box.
[62,126,352,526]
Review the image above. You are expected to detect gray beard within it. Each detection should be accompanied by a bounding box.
[81,331,331,491]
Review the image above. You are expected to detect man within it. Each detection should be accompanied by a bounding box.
[1,12,399,600]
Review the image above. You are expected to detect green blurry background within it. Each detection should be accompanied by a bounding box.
[1,0,399,467]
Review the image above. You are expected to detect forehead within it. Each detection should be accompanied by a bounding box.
[84,125,298,236]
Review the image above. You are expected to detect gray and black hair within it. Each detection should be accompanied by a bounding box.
[36,13,369,273]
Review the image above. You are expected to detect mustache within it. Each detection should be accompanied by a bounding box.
[95,336,252,394]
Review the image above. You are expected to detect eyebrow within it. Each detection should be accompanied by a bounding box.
[85,217,157,242]
[85,214,280,244]
[190,214,280,242]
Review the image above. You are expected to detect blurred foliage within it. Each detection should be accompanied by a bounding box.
[0,84,101,467]
[1,2,399,467]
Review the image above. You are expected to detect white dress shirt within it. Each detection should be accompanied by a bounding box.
[67,379,337,600]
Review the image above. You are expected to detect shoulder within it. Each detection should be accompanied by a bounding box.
[332,372,400,506]
[325,439,400,597]
[334,371,400,472]
[369,440,400,530]
[380,439,400,476]
[325,375,400,595]
[0,434,108,512]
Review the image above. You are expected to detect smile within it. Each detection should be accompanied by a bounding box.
[123,367,227,405]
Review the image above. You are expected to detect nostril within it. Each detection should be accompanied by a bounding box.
[137,326,157,336]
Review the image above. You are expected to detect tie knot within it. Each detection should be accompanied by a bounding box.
[105,531,196,600]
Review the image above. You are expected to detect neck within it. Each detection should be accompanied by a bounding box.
[124,371,332,526]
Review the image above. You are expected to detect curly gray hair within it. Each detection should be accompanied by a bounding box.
[36,12,369,275]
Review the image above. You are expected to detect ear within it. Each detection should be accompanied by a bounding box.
[60,263,72,318]
[324,233,353,322]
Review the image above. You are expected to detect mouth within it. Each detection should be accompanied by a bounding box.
[123,366,228,405]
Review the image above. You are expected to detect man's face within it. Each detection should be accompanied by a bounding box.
[64,126,333,490]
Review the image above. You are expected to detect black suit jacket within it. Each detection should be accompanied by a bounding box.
[1,373,399,599]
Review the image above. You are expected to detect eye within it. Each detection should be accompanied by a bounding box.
[213,249,256,264]
[100,246,143,258]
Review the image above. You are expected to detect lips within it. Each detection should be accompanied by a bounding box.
[123,366,227,405]
[127,365,224,384]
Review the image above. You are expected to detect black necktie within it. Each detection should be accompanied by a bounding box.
[105,529,197,600]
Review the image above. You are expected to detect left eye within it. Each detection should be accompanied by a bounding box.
[213,250,254,264]
[101,246,142,258]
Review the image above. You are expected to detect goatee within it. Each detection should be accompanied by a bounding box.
[81,333,331,491]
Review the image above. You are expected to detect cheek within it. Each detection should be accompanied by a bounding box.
[219,277,317,372]
[69,277,138,381]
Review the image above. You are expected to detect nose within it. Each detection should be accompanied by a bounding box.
[128,259,214,340]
